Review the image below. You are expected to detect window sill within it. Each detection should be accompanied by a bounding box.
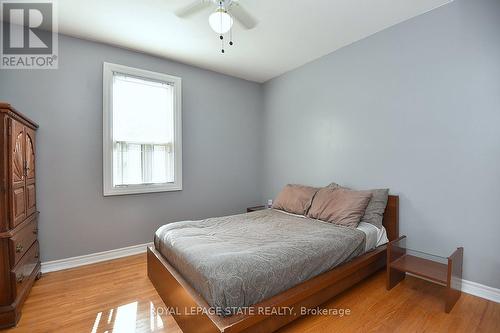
[103,183,182,196]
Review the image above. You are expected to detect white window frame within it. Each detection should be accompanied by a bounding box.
[103,62,182,196]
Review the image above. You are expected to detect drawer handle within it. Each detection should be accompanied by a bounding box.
[16,274,24,284]
[15,244,23,253]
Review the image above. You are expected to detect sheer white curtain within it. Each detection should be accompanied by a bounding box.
[112,74,174,186]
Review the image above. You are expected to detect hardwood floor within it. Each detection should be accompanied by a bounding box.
[2,254,499,333]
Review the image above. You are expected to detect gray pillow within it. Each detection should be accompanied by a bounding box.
[360,189,389,229]
[327,183,389,229]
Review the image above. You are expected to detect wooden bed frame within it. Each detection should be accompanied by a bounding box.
[148,195,399,333]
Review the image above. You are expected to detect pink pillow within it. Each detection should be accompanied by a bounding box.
[272,184,319,216]
[307,188,372,228]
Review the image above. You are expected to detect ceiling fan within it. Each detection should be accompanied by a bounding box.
[175,0,258,53]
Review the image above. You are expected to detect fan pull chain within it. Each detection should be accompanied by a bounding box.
[229,25,234,46]
[221,4,225,53]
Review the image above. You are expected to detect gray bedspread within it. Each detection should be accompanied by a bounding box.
[154,209,365,315]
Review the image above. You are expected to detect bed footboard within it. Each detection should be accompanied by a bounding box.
[148,246,387,333]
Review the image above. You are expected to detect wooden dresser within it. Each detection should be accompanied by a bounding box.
[0,103,40,328]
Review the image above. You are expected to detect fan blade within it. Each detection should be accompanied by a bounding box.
[175,0,212,18]
[228,2,257,29]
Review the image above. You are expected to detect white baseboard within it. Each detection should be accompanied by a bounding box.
[41,242,153,273]
[406,272,499,303]
[41,243,500,304]
[462,279,500,303]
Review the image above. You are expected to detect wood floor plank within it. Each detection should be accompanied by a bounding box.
[1,254,498,333]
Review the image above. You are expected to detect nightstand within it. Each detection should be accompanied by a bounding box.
[247,205,266,213]
[386,235,463,313]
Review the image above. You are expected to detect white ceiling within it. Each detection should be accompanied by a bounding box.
[55,0,452,82]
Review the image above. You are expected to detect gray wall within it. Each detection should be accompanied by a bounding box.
[1,0,499,289]
[0,34,263,262]
[262,0,500,288]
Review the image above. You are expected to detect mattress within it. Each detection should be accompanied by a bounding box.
[154,209,366,315]
[274,208,389,252]
[358,221,389,251]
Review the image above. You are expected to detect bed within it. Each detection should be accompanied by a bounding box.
[148,195,399,333]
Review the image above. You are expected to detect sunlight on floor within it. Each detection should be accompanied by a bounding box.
[113,302,138,333]
[88,300,167,333]
[91,311,102,333]
[150,301,165,331]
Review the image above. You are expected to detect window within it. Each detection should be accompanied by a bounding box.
[103,63,182,195]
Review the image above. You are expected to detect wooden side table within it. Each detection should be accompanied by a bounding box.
[247,205,266,213]
[386,235,463,313]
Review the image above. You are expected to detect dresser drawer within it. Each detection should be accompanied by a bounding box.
[9,217,38,267]
[11,241,39,298]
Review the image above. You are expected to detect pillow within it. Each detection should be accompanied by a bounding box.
[272,184,319,216]
[327,182,389,229]
[307,187,372,228]
[327,182,342,189]
[361,189,389,229]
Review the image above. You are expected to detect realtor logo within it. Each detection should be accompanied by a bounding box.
[1,0,58,69]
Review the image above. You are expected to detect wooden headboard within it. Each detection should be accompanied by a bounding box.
[382,195,399,241]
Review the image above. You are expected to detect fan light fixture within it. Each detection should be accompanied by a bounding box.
[175,0,258,54]
[208,8,233,34]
